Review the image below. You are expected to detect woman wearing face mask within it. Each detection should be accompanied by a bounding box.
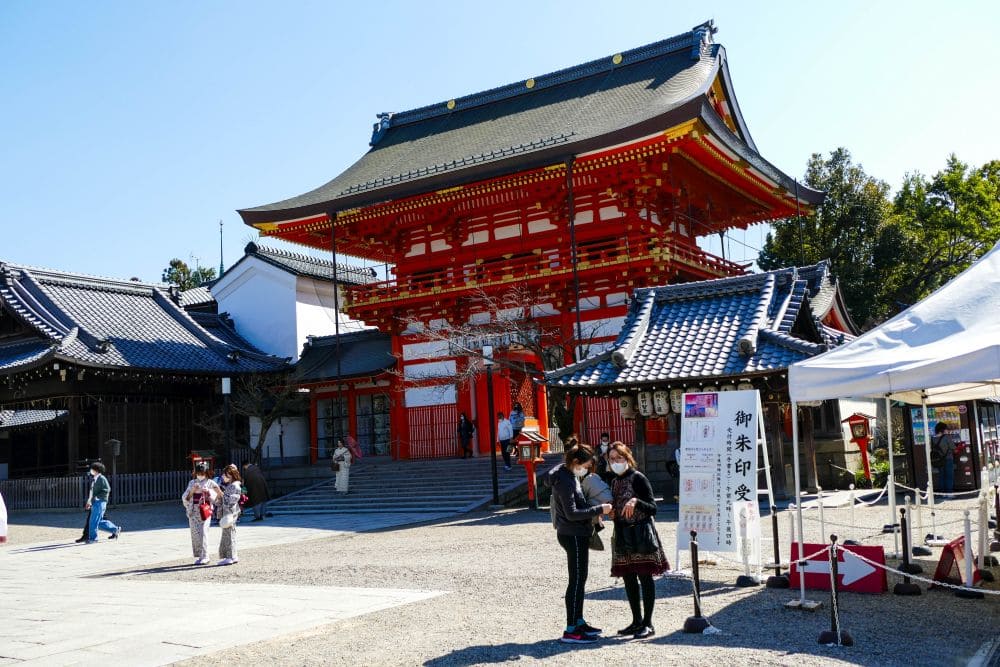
[546,443,612,644]
[607,441,668,639]
[595,432,613,484]
[181,462,221,565]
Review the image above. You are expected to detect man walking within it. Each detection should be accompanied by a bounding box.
[242,461,271,522]
[85,462,120,543]
[497,412,514,471]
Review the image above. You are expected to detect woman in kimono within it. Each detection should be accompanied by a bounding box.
[332,439,353,494]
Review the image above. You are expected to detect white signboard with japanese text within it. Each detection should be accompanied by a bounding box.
[677,390,759,553]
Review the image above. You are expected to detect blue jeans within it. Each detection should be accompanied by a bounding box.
[942,457,955,493]
[252,502,266,520]
[88,499,118,541]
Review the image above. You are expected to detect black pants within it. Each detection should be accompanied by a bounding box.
[623,573,656,626]
[500,440,512,466]
[80,508,92,539]
[557,533,590,627]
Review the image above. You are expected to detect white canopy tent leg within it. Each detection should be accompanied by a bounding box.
[921,396,937,538]
[886,395,899,557]
[787,400,818,609]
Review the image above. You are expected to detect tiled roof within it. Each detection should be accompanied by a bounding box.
[235,243,378,286]
[546,263,850,391]
[239,21,822,224]
[294,330,396,383]
[178,285,215,308]
[0,409,67,429]
[0,262,288,376]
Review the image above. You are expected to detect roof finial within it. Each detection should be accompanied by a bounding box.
[690,19,717,60]
[370,112,394,146]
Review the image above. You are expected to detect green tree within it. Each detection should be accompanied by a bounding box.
[162,258,217,290]
[880,156,1000,312]
[758,148,892,327]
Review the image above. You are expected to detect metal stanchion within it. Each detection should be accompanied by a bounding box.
[683,530,712,633]
[817,535,853,646]
[766,505,790,589]
[912,491,932,556]
[903,498,924,569]
[978,495,997,576]
[956,511,984,600]
[894,508,922,595]
[926,481,946,545]
[992,483,1000,553]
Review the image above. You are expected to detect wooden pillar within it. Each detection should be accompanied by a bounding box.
[635,414,647,473]
[765,402,787,499]
[67,396,80,474]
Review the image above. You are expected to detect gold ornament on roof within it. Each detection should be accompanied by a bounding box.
[612,53,623,65]
[525,78,535,89]
[446,100,456,110]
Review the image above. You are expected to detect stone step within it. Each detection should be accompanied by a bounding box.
[267,506,471,515]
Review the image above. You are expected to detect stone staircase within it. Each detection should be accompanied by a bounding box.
[265,455,560,516]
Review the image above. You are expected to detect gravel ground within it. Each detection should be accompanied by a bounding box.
[49,493,994,667]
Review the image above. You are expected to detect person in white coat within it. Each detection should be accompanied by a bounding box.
[332,439,353,494]
[497,412,514,470]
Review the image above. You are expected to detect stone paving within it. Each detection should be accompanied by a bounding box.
[0,513,452,665]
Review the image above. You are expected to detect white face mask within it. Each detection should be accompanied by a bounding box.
[196,475,206,481]
[611,462,629,475]
[572,466,588,479]
[599,444,609,453]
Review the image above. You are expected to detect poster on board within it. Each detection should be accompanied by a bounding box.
[677,389,758,552]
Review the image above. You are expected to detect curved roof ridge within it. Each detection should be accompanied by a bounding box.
[0,266,72,339]
[759,328,826,355]
[611,291,656,368]
[245,242,377,283]
[737,272,775,357]
[383,22,713,133]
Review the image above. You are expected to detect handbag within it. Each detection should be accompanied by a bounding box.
[588,528,605,551]
[330,461,341,472]
[615,518,661,555]
[198,500,213,522]
[219,513,236,529]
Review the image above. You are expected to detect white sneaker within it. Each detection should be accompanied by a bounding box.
[194,557,208,565]
[217,558,233,566]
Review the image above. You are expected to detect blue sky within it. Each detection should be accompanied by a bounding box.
[2,1,998,280]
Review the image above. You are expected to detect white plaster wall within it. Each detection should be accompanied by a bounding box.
[212,261,298,360]
[295,278,370,359]
[406,385,457,407]
[250,416,310,461]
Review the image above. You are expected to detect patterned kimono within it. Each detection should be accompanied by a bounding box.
[182,478,221,560]
[219,480,242,560]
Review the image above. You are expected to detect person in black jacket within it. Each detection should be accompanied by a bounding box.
[607,441,668,639]
[546,443,612,644]
[457,413,474,459]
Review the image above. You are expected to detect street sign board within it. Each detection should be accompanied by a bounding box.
[789,542,888,594]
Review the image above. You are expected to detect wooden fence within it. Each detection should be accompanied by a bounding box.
[0,470,192,510]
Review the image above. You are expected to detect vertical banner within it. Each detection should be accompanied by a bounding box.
[677,390,758,552]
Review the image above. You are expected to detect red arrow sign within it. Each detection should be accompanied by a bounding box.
[790,543,888,594]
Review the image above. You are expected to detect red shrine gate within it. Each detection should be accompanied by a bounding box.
[237,25,822,459]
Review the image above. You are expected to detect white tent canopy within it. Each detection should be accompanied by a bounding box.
[789,239,1000,404]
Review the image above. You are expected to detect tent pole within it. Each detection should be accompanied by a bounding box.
[921,396,936,515]
[791,400,806,603]
[885,395,897,547]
